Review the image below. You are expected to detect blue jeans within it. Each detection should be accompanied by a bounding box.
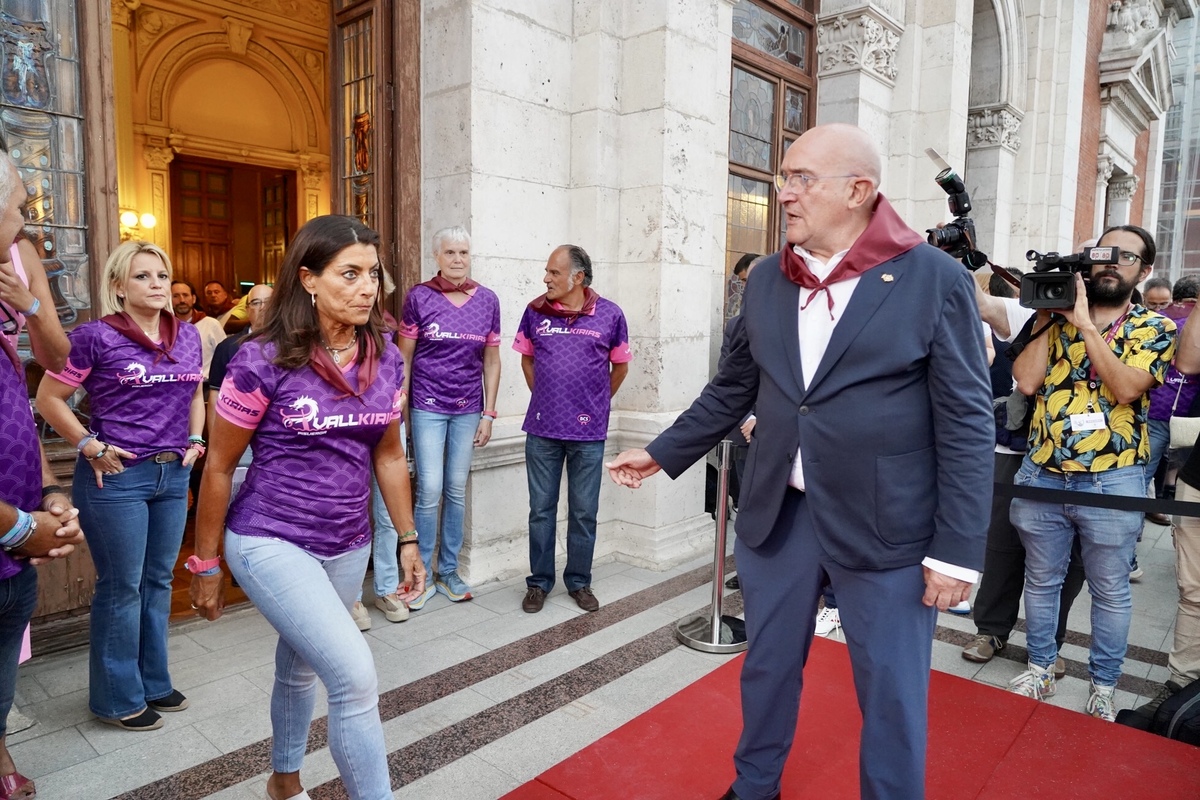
[74,456,189,718]
[225,532,390,800]
[1145,418,1171,493]
[0,565,36,737]
[525,434,605,593]
[356,465,404,601]
[1010,458,1144,686]
[411,409,477,579]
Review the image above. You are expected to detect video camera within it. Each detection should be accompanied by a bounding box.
[924,149,988,270]
[1019,247,1120,310]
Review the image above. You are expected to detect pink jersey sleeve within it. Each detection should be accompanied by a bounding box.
[216,379,270,429]
[486,331,502,346]
[390,388,404,422]
[47,357,90,388]
[397,321,420,340]
[610,341,633,364]
[512,330,534,356]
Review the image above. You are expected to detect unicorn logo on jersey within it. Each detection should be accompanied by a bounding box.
[117,363,147,385]
[280,394,393,434]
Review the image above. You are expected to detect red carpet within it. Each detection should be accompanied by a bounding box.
[502,638,1200,799]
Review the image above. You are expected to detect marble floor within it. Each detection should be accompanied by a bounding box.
[6,516,1182,799]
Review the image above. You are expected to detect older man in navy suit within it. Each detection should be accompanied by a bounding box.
[607,124,993,800]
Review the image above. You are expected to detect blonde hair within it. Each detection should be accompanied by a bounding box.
[99,241,173,316]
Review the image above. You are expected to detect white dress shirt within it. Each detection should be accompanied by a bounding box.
[784,244,978,584]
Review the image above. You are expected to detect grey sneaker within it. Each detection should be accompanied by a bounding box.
[1087,680,1117,721]
[961,634,1003,663]
[1009,662,1056,700]
[350,600,371,631]
[436,571,474,602]
[1132,680,1183,719]
[374,593,409,623]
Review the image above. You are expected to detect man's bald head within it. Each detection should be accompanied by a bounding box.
[246,283,273,328]
[798,124,882,187]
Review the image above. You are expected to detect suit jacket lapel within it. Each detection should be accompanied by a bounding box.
[804,261,905,396]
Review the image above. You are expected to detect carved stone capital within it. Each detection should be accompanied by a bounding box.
[143,145,174,171]
[1108,174,1140,200]
[111,0,142,30]
[1097,155,1115,184]
[299,157,325,190]
[223,17,254,56]
[816,9,902,86]
[967,105,1023,153]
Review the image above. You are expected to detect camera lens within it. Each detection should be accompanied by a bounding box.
[1044,285,1065,300]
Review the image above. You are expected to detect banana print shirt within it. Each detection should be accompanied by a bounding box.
[1027,304,1176,472]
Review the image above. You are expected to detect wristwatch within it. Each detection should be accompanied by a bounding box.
[185,554,221,574]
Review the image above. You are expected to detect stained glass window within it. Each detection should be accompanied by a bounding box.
[785,88,805,134]
[338,15,375,228]
[727,174,770,274]
[729,67,775,172]
[0,1,89,325]
[732,0,807,71]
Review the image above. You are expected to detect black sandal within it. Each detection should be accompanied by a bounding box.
[98,707,163,731]
[148,689,189,712]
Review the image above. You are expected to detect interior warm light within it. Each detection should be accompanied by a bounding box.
[119,210,139,227]
[140,213,157,229]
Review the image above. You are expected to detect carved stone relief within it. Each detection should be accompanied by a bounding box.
[111,0,142,30]
[816,11,901,84]
[143,144,174,171]
[1108,174,1139,200]
[135,7,196,69]
[238,0,324,29]
[1097,155,1115,184]
[223,16,253,56]
[279,41,326,109]
[967,106,1023,153]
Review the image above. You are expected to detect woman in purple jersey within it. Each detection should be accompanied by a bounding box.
[398,225,501,608]
[191,215,424,800]
[38,241,206,732]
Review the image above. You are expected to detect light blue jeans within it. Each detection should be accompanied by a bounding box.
[225,532,390,799]
[1010,458,1144,686]
[1145,418,1171,493]
[74,456,189,718]
[411,409,478,579]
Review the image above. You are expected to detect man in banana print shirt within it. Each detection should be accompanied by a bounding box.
[1007,224,1176,721]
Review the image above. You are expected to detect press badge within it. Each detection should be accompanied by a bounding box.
[1070,412,1106,431]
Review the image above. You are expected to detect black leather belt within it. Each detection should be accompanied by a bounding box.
[152,452,180,463]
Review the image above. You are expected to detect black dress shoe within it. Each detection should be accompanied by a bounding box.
[719,788,780,800]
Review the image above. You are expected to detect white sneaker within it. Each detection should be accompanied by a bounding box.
[374,593,409,623]
[1008,661,1056,700]
[350,601,371,631]
[948,600,971,615]
[1087,680,1117,722]
[814,606,841,638]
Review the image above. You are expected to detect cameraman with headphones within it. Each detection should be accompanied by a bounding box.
[1007,224,1176,721]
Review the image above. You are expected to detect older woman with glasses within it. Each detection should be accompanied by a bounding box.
[398,225,500,609]
[192,215,423,800]
[37,241,206,732]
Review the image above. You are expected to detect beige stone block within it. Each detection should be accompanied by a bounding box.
[574,0,622,38]
[569,185,622,260]
[570,32,622,114]
[620,30,669,113]
[483,0,573,36]
[662,31,721,123]
[422,89,472,179]
[423,1,473,95]
[570,111,621,190]
[471,90,571,183]
[470,175,571,263]
[471,5,571,109]
[618,109,667,189]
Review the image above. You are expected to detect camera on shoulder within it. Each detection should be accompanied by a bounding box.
[1019,247,1119,310]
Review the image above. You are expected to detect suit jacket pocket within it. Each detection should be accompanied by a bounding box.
[875,446,937,545]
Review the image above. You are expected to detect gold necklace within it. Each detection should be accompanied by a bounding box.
[322,335,357,365]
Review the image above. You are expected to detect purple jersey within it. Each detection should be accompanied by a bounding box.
[0,352,38,580]
[48,321,203,465]
[513,296,632,441]
[216,340,405,557]
[399,285,501,414]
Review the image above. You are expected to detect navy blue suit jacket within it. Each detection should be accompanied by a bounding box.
[647,244,992,571]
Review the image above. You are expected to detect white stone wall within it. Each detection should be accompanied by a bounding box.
[421,0,734,588]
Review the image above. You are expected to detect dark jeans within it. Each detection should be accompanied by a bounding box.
[525,434,605,593]
[974,451,1085,648]
[0,565,37,737]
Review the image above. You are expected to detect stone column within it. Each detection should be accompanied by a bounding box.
[964,104,1022,266]
[814,0,903,177]
[299,156,325,221]
[142,143,173,248]
[1106,173,1139,227]
[1094,155,1115,235]
[111,0,141,221]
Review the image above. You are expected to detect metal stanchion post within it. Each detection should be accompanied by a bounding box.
[676,439,749,654]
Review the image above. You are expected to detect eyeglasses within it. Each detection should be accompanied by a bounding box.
[1117,250,1145,266]
[247,299,268,308]
[773,172,859,193]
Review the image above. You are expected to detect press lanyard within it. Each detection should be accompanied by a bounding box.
[1086,304,1132,391]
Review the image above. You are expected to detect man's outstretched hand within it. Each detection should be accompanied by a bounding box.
[606,448,662,489]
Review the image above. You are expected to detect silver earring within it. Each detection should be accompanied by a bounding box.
[310,293,316,307]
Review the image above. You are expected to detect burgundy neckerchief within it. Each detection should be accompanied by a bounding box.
[422,273,479,294]
[309,332,379,401]
[529,287,599,325]
[100,311,180,364]
[779,193,923,318]
[187,308,208,323]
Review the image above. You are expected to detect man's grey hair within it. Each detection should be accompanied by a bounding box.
[561,244,592,288]
[1144,277,1172,294]
[1174,274,1200,302]
[432,225,471,254]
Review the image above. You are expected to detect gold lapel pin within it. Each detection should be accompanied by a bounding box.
[881,274,894,282]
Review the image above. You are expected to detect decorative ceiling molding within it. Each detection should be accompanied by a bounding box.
[277,40,326,110]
